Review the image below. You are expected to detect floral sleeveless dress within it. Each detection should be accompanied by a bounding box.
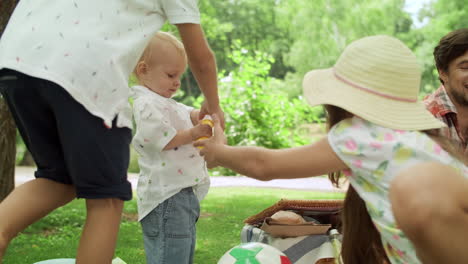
[328,117,467,264]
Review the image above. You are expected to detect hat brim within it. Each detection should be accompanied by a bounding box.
[303,68,446,131]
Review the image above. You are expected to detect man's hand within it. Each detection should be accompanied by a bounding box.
[199,101,225,129]
[193,114,227,168]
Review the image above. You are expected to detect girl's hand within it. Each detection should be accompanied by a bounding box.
[190,123,213,141]
[193,114,227,168]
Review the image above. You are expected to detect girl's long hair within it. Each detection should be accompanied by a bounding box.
[324,105,468,264]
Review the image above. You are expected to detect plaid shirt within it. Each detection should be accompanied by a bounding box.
[423,85,467,152]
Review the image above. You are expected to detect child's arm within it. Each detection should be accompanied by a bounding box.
[194,116,348,181]
[163,123,212,150]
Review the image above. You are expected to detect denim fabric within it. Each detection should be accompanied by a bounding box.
[140,187,200,264]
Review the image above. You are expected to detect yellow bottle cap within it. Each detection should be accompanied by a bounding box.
[200,116,214,127]
[196,136,210,149]
[196,116,213,149]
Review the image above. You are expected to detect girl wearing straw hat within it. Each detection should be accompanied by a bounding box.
[195,35,468,264]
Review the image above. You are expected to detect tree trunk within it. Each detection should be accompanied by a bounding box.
[0,101,16,201]
[0,1,18,35]
[0,0,19,201]
[19,150,35,167]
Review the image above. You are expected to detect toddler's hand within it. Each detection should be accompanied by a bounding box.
[190,123,213,141]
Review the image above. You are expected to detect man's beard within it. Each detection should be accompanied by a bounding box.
[450,84,468,107]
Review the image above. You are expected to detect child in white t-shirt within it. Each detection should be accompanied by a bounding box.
[132,32,211,264]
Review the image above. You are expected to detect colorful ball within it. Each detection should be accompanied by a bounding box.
[217,242,292,264]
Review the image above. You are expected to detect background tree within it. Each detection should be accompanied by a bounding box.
[276,0,412,97]
[162,0,294,105]
[0,0,19,201]
[404,0,468,94]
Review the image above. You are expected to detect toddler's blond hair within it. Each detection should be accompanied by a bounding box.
[134,32,186,78]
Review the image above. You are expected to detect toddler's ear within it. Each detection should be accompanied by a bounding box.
[135,61,148,78]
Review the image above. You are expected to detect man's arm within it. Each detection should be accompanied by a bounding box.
[176,23,225,128]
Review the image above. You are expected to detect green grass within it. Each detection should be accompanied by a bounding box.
[3,187,343,264]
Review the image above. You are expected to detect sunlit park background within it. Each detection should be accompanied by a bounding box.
[1,0,467,263]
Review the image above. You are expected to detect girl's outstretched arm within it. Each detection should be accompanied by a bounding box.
[194,116,348,181]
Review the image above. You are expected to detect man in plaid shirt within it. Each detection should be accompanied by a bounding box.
[424,28,468,152]
[394,29,468,264]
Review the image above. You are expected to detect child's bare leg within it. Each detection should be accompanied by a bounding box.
[390,162,468,264]
[0,178,76,261]
[76,198,124,264]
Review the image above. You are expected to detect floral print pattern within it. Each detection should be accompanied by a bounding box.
[328,117,467,264]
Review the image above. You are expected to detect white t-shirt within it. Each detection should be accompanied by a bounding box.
[0,0,200,129]
[132,85,210,221]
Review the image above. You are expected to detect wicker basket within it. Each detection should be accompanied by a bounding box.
[244,199,344,264]
[244,199,344,227]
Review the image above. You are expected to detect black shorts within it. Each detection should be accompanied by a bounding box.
[0,69,132,201]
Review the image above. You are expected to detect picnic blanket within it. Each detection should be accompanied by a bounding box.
[241,225,341,264]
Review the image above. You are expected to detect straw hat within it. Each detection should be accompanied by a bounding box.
[302,35,446,130]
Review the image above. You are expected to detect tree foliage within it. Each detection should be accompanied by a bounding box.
[212,44,319,175]
[404,0,468,94]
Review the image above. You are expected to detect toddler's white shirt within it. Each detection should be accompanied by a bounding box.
[0,0,200,129]
[132,85,210,221]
